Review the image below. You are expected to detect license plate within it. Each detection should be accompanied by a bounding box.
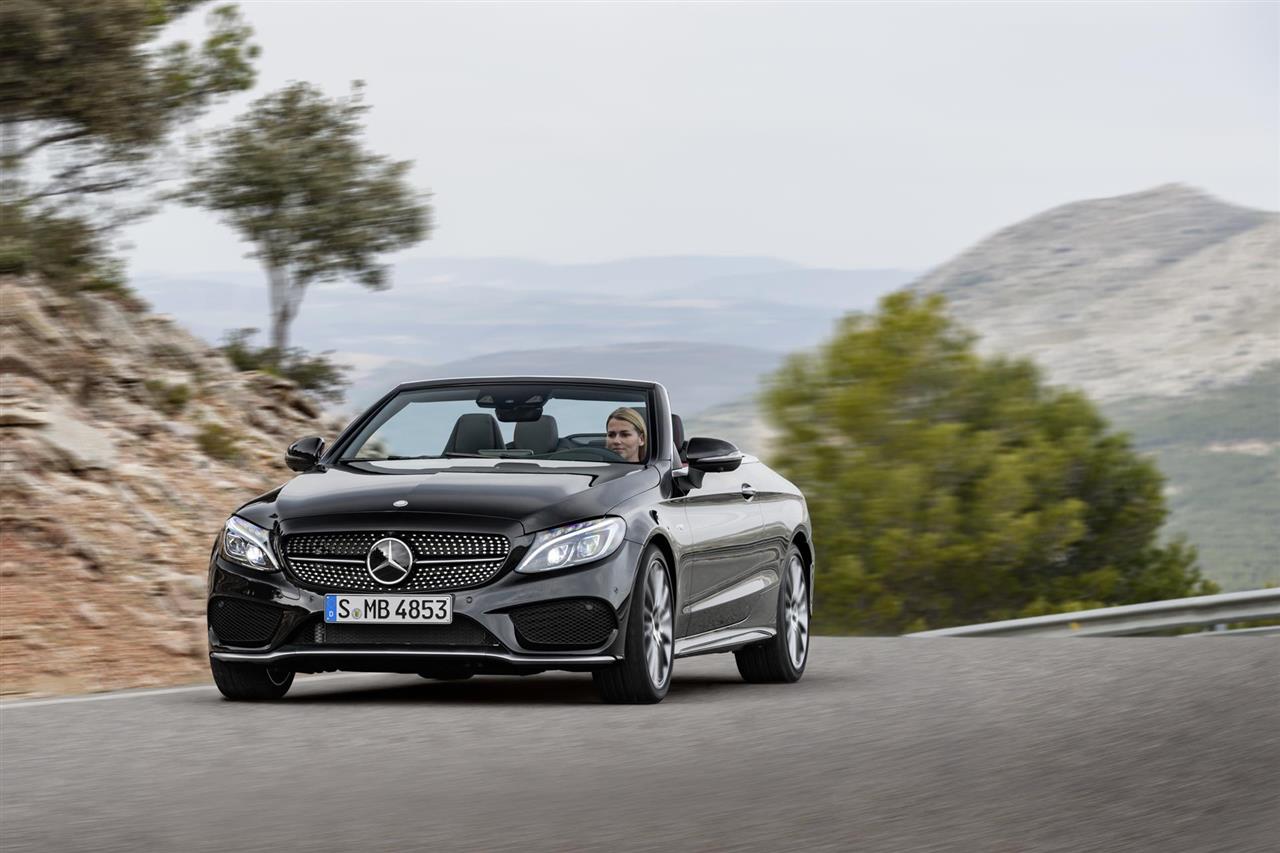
[324,594,453,624]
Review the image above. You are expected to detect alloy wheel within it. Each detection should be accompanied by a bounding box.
[785,555,809,670]
[642,559,674,689]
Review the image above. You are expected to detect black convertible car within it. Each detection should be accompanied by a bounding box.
[207,376,813,704]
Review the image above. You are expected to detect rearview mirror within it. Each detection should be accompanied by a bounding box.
[685,436,742,473]
[286,436,325,472]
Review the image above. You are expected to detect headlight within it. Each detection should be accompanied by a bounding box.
[515,517,627,574]
[221,516,281,572]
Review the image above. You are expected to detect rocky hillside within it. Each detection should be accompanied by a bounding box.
[0,277,344,697]
[912,184,1278,401]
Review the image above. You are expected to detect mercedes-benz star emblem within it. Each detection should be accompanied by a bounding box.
[367,537,413,586]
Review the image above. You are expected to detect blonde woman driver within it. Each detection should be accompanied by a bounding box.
[605,407,647,463]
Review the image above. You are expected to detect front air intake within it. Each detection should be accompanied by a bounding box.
[209,597,282,645]
[509,598,618,650]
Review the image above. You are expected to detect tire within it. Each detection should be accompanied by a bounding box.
[593,545,674,704]
[210,657,294,701]
[417,667,475,681]
[735,545,809,684]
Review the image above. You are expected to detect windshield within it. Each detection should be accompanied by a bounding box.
[339,383,653,465]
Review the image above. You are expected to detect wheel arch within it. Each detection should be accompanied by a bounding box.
[791,529,814,609]
[642,531,678,607]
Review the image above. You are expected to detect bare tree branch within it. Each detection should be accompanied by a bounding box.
[13,128,92,161]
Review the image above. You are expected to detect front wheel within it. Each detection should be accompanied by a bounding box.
[210,657,294,701]
[593,546,674,704]
[735,546,809,683]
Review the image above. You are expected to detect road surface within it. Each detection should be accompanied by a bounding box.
[2,638,1277,852]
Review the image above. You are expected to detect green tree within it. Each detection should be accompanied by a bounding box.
[0,0,257,285]
[765,291,1215,635]
[182,82,431,351]
[0,0,256,216]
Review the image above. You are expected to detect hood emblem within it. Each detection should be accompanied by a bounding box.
[367,537,414,585]
[392,500,408,508]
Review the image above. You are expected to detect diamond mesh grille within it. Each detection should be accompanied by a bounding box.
[510,598,617,650]
[282,531,510,592]
[208,597,282,645]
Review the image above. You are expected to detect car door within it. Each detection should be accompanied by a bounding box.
[678,459,768,636]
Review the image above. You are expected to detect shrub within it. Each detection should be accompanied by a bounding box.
[220,328,349,404]
[196,423,241,461]
[143,380,192,416]
[0,204,146,310]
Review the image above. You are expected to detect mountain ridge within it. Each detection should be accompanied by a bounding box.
[912,183,1278,401]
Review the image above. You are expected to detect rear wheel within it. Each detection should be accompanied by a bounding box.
[593,546,674,704]
[210,657,294,701]
[736,547,809,683]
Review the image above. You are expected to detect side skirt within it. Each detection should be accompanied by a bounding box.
[673,626,776,659]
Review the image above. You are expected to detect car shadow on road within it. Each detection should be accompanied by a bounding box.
[276,672,753,706]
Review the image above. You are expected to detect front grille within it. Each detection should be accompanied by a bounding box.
[510,598,617,650]
[299,616,500,647]
[209,597,282,645]
[282,531,510,592]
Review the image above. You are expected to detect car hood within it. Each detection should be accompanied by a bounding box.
[260,461,657,534]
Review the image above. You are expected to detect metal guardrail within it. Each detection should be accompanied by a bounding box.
[906,588,1280,638]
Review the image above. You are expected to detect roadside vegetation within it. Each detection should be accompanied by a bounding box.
[143,379,193,416]
[195,422,241,462]
[765,292,1216,634]
[219,328,349,405]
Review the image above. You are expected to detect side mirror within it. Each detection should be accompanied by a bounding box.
[685,436,743,473]
[286,436,326,472]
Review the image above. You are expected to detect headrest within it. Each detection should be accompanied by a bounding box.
[671,414,687,461]
[445,413,504,454]
[514,415,559,453]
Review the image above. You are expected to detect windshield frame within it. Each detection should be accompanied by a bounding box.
[325,377,669,470]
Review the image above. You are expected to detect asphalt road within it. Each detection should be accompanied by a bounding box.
[2,638,1277,853]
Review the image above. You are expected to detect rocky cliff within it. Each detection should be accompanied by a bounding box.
[912,184,1279,402]
[0,277,344,697]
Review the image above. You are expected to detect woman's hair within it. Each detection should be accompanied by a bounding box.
[606,406,647,438]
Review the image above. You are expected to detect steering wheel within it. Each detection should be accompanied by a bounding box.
[562,432,606,448]
[544,446,628,463]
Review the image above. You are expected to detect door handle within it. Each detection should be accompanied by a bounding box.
[741,484,756,500]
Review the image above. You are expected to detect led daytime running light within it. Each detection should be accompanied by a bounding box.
[222,516,281,572]
[515,517,626,574]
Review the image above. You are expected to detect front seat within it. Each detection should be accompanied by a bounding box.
[671,413,688,463]
[444,413,505,454]
[514,415,559,453]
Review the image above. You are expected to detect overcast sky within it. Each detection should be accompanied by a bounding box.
[125,1,1279,276]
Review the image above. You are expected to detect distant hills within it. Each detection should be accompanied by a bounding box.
[347,342,787,416]
[132,257,914,376]
[132,186,1278,590]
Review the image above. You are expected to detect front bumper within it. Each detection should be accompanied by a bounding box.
[206,538,644,674]
[210,647,619,673]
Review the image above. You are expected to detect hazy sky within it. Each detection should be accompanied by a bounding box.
[125,1,1279,275]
